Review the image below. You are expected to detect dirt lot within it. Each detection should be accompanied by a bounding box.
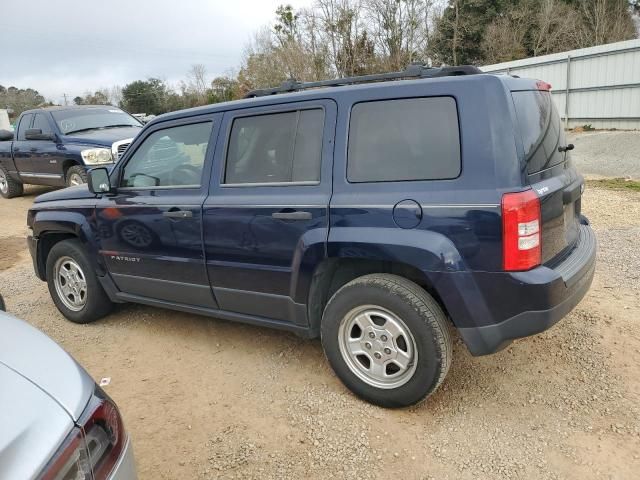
[1,184,639,480]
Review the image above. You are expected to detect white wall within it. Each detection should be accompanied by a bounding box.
[481,39,640,130]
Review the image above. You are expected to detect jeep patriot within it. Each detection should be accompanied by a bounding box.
[26,66,597,407]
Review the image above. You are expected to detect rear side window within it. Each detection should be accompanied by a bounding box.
[347,97,460,183]
[512,90,564,174]
[224,109,324,185]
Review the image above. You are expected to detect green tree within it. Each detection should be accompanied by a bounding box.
[120,78,168,115]
[0,85,46,117]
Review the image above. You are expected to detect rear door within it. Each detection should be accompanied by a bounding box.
[97,114,221,307]
[202,100,336,325]
[512,89,582,263]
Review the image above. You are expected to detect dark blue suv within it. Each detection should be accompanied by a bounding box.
[27,66,596,407]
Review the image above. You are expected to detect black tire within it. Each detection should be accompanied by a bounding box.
[0,164,24,199]
[321,274,452,408]
[46,239,113,323]
[65,166,88,187]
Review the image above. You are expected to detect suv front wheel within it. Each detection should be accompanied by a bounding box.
[321,274,452,408]
[46,239,113,323]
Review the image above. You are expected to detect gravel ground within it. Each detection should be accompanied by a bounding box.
[0,185,639,479]
[567,130,640,179]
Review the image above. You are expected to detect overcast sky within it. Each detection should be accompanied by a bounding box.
[0,0,312,104]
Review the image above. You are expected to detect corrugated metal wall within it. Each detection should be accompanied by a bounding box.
[481,39,640,130]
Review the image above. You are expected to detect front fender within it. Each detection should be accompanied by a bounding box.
[31,208,105,275]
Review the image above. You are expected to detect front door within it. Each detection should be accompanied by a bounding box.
[29,113,65,184]
[97,115,220,307]
[13,113,33,176]
[203,100,336,325]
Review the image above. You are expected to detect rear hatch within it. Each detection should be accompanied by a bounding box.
[511,87,582,264]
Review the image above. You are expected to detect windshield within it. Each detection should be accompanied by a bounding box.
[52,108,142,135]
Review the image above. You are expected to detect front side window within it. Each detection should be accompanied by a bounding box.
[16,114,33,140]
[348,97,461,182]
[121,122,212,188]
[32,113,53,135]
[224,109,324,184]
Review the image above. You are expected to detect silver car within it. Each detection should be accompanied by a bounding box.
[0,295,136,479]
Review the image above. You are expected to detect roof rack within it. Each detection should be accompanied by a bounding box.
[244,64,483,98]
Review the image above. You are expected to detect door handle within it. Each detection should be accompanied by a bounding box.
[163,209,193,218]
[271,211,312,221]
[30,148,38,152]
[13,148,20,152]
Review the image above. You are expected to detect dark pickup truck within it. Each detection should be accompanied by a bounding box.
[0,105,142,198]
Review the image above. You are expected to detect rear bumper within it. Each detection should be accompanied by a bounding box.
[457,221,596,355]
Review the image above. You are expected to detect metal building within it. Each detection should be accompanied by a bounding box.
[481,39,640,130]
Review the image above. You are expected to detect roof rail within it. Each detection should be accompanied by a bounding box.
[244,64,483,98]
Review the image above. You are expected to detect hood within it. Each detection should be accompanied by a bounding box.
[0,363,75,478]
[61,126,141,148]
[34,184,97,203]
[0,310,94,420]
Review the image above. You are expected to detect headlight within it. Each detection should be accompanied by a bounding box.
[81,148,113,165]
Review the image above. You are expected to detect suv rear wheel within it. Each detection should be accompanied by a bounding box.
[0,165,24,199]
[46,239,113,323]
[321,274,452,408]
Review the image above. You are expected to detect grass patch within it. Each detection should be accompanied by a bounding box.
[586,178,640,192]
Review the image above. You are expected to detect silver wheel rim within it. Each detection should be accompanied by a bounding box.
[0,170,7,194]
[69,173,84,186]
[53,256,88,311]
[338,305,418,389]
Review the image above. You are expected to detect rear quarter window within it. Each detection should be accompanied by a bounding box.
[512,90,564,174]
[347,97,461,183]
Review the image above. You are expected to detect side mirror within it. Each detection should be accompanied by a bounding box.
[88,168,113,194]
[0,129,14,141]
[0,293,5,311]
[25,128,56,141]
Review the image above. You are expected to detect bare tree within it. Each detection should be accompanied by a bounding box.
[186,64,208,103]
[578,0,636,46]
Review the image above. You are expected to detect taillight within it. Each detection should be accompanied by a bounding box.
[38,386,126,480]
[536,80,552,91]
[502,189,541,271]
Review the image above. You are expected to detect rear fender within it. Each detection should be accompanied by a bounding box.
[328,226,466,273]
[326,227,494,330]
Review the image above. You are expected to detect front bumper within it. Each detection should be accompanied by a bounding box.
[457,221,597,355]
[108,436,137,480]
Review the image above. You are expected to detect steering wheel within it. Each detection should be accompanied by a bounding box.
[170,164,201,186]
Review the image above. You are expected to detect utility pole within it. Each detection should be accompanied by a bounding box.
[63,93,68,106]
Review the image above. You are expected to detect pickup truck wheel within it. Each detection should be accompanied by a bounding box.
[66,166,88,187]
[0,166,24,199]
[321,274,452,408]
[46,239,113,323]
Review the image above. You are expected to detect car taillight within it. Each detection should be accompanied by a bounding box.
[38,386,126,480]
[536,80,552,91]
[502,189,541,271]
